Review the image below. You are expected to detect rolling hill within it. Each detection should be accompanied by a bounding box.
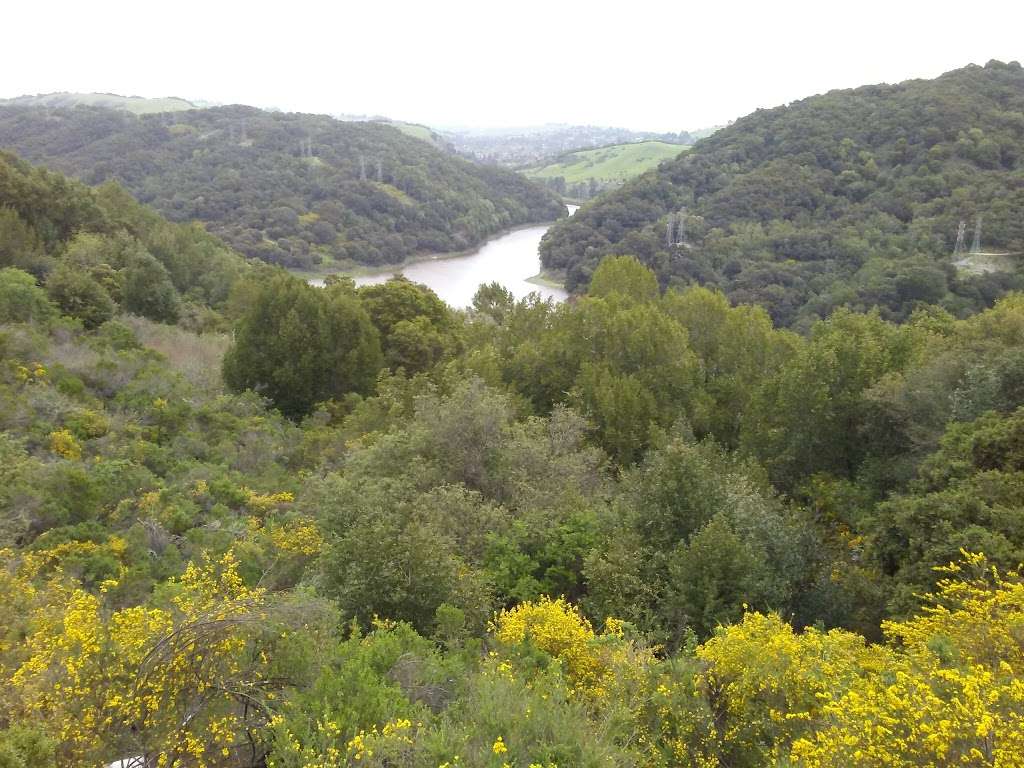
[442,123,694,166]
[540,60,1024,327]
[0,92,196,114]
[524,140,688,201]
[0,104,566,270]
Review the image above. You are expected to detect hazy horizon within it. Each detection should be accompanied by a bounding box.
[3,0,1023,133]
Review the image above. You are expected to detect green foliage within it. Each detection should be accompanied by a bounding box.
[541,61,1024,326]
[0,725,56,768]
[358,277,458,373]
[0,268,57,325]
[223,272,383,418]
[121,250,180,322]
[0,105,566,269]
[868,406,1024,613]
[665,513,770,637]
[0,151,247,328]
[587,254,660,302]
[0,207,49,274]
[45,263,115,328]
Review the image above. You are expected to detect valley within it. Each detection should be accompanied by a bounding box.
[308,205,577,306]
[1,30,1023,768]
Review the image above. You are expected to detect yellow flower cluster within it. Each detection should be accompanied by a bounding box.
[1,547,275,767]
[15,361,47,383]
[244,487,296,513]
[270,716,417,767]
[493,597,601,687]
[492,596,649,701]
[696,611,890,760]
[268,519,324,556]
[791,553,1024,767]
[48,429,82,460]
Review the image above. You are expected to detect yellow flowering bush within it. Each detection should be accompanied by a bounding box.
[695,611,892,763]
[245,487,296,514]
[493,597,599,684]
[48,429,82,460]
[0,549,291,768]
[268,717,418,767]
[790,553,1024,767]
[268,518,324,557]
[491,597,650,702]
[15,362,47,384]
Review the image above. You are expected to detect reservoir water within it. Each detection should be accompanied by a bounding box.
[310,205,577,307]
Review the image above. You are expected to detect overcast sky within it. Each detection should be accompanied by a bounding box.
[3,0,1022,132]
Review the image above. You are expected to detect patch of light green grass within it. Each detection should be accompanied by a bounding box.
[525,141,687,184]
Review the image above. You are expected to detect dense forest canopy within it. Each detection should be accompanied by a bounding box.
[541,60,1024,327]
[0,104,566,270]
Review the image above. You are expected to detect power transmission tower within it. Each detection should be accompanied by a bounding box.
[676,207,687,244]
[666,216,676,247]
[970,215,982,254]
[954,220,966,257]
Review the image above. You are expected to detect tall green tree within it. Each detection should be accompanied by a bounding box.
[222,273,382,418]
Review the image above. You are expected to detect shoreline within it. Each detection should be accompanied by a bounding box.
[291,217,565,283]
[525,269,567,290]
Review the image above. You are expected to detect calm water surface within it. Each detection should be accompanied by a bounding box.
[311,205,577,307]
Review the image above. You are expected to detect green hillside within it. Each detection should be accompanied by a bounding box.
[0,150,246,326]
[388,121,441,144]
[0,92,196,114]
[540,60,1024,327]
[0,104,566,270]
[526,140,687,185]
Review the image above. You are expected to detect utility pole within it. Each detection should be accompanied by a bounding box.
[970,215,983,254]
[676,207,687,244]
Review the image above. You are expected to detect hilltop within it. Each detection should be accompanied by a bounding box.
[0,104,566,270]
[540,60,1024,326]
[0,91,196,114]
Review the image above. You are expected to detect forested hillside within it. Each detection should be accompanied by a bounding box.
[541,60,1024,326]
[0,150,245,328]
[0,104,566,270]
